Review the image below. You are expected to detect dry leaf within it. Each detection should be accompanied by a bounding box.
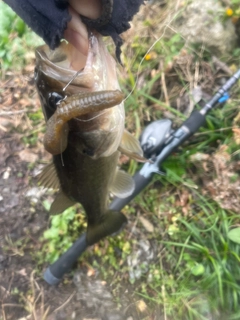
[87,268,95,277]
[232,127,240,145]
[17,268,27,276]
[139,216,154,233]
[136,299,148,313]
[18,149,38,163]
[233,112,240,125]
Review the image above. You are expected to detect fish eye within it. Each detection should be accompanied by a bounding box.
[82,148,95,157]
[48,92,64,110]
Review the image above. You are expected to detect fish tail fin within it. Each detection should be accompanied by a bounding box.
[86,210,127,246]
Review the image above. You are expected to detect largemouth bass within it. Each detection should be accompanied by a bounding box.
[35,33,145,245]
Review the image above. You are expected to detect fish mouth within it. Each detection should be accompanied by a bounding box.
[35,32,125,157]
[35,31,121,94]
[35,33,100,91]
[35,31,123,111]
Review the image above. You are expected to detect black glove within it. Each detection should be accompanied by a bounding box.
[3,0,144,61]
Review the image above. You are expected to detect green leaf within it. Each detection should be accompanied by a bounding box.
[42,200,51,211]
[58,219,68,234]
[191,263,205,276]
[62,207,76,220]
[51,215,61,227]
[228,228,240,244]
[43,228,59,240]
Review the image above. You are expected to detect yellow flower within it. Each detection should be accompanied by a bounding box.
[145,53,152,61]
[226,7,233,16]
[145,51,157,61]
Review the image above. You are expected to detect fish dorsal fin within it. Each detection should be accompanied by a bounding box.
[37,163,60,190]
[50,191,76,214]
[109,169,135,198]
[118,130,148,163]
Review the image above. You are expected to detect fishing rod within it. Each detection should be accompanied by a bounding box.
[44,69,240,285]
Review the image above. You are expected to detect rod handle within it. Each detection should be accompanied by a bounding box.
[44,234,87,285]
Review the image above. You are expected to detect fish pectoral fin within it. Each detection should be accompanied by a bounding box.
[87,210,127,245]
[120,130,142,155]
[118,129,148,163]
[50,191,76,214]
[109,169,135,198]
[37,163,60,190]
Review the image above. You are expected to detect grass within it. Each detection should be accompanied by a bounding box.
[1,0,240,319]
[37,204,87,264]
[160,201,240,319]
[111,2,240,317]
[0,1,43,73]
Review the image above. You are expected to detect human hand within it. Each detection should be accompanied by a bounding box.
[64,0,101,56]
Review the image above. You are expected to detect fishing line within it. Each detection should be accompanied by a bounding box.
[60,137,65,167]
[123,10,181,103]
[75,109,109,122]
[62,68,84,92]
[61,10,180,122]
